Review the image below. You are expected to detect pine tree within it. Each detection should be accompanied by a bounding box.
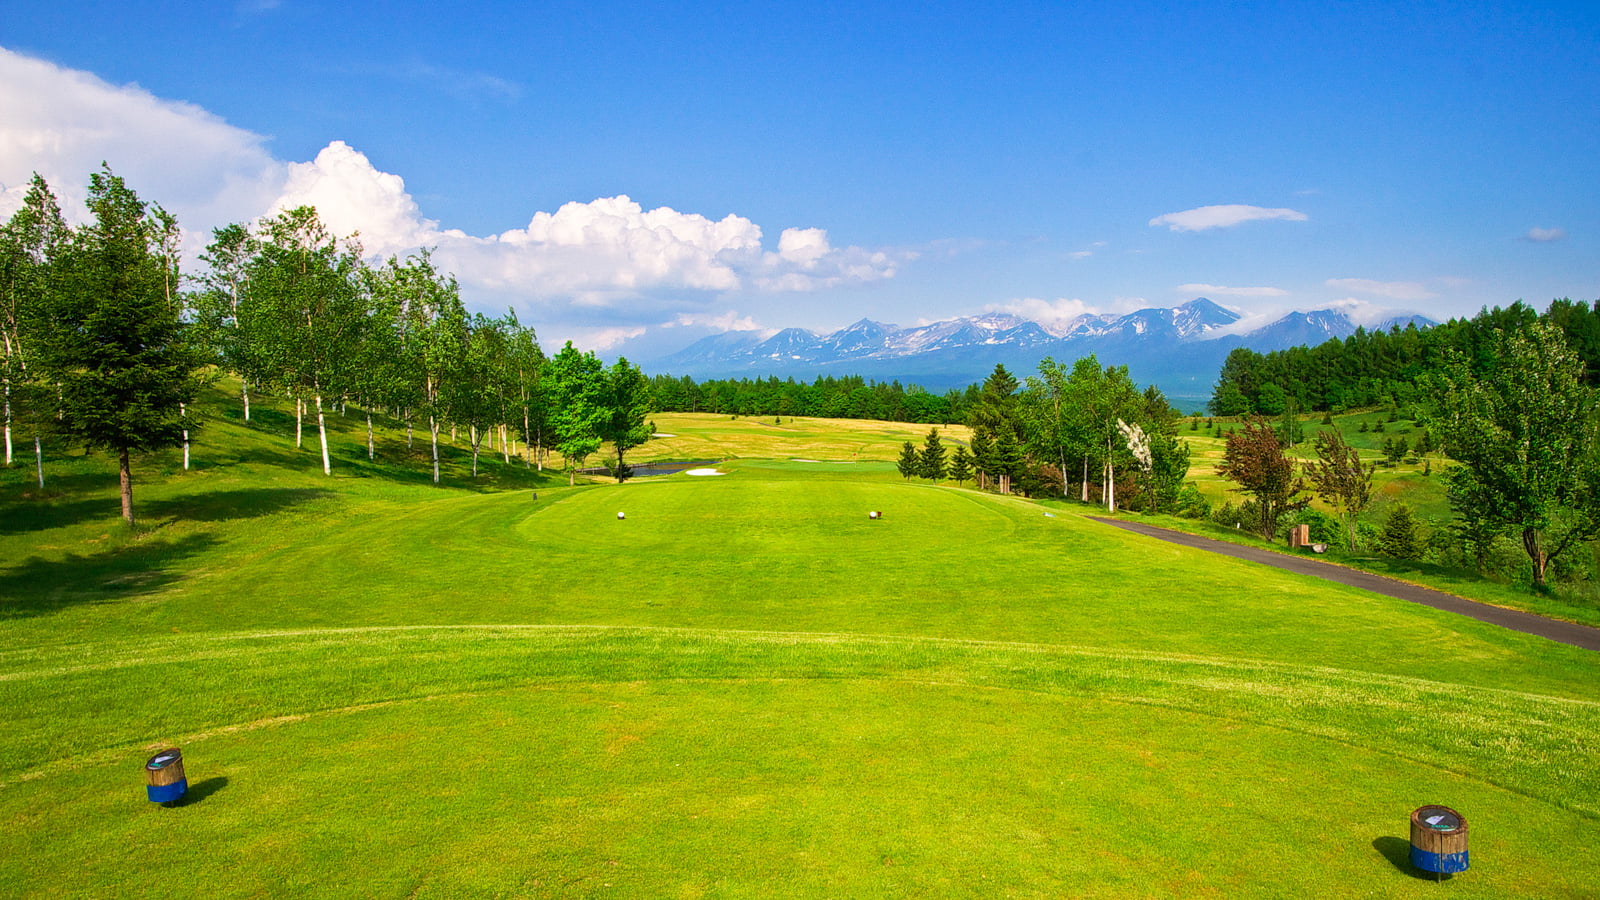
[918,427,946,481]
[896,441,918,480]
[1379,503,1423,559]
[948,445,973,485]
[38,166,202,526]
[969,430,993,489]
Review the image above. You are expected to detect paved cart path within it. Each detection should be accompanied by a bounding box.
[1089,517,1600,653]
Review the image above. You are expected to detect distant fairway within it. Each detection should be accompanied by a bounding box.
[2,407,1598,897]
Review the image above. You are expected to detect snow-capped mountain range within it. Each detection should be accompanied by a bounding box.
[649,299,1435,407]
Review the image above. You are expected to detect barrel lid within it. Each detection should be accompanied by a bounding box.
[145,748,182,771]
[1414,805,1464,832]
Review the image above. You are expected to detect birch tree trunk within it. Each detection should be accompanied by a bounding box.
[181,402,189,471]
[296,397,304,448]
[430,414,441,484]
[4,381,12,467]
[34,434,44,489]
[315,393,331,476]
[366,411,374,460]
[242,379,250,422]
[1081,457,1089,502]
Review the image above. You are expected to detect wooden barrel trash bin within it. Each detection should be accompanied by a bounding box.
[145,748,187,804]
[1410,805,1468,875]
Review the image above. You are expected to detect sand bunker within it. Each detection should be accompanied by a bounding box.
[651,432,677,438]
[685,468,725,476]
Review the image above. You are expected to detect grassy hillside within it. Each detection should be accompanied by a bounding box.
[2,390,1597,897]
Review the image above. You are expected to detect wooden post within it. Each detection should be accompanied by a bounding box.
[1409,805,1468,876]
[144,748,187,804]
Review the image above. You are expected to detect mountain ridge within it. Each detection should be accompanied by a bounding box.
[649,299,1436,407]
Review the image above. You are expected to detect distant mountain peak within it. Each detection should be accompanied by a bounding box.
[648,299,1435,408]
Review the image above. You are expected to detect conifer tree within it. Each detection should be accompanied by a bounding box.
[896,440,918,480]
[1379,503,1423,559]
[38,166,202,526]
[918,427,946,481]
[948,445,973,485]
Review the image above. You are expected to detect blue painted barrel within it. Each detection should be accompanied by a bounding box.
[145,748,187,804]
[1410,805,1468,874]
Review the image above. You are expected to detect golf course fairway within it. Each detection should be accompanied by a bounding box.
[3,450,1598,898]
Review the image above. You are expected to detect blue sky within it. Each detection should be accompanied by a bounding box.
[2,1,1597,358]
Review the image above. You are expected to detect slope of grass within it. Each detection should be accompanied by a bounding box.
[2,393,1597,897]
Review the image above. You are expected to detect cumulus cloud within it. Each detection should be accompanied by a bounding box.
[1525,226,1566,242]
[1149,204,1308,232]
[1176,283,1289,297]
[0,46,283,228]
[1324,278,1437,301]
[264,141,906,307]
[267,141,441,253]
[1,46,904,340]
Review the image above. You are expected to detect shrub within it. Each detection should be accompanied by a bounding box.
[1174,484,1210,519]
[1379,503,1423,559]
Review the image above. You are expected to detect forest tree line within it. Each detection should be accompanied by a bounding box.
[650,373,976,424]
[1209,300,1600,416]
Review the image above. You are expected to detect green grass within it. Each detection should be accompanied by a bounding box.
[3,392,1598,897]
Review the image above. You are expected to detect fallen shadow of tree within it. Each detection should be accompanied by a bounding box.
[143,487,337,523]
[1,486,336,535]
[0,532,222,619]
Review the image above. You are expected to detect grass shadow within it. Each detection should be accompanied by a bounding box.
[2,486,336,535]
[144,488,336,523]
[0,496,120,535]
[169,776,228,807]
[0,532,221,619]
[1372,836,1454,881]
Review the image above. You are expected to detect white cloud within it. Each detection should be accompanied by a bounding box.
[1525,226,1566,242]
[0,46,904,326]
[0,46,284,229]
[574,326,647,351]
[267,145,907,306]
[1324,297,1409,327]
[668,311,770,334]
[1149,204,1308,232]
[984,297,1099,331]
[267,141,440,253]
[1176,283,1289,297]
[1324,278,1437,301]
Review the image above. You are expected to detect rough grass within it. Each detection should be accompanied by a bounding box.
[2,392,1597,898]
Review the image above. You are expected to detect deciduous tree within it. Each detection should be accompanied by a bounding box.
[0,174,66,482]
[1305,428,1376,550]
[1429,319,1600,587]
[601,357,653,481]
[548,341,606,485]
[1217,416,1308,540]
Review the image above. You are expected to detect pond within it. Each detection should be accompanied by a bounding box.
[576,460,721,478]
